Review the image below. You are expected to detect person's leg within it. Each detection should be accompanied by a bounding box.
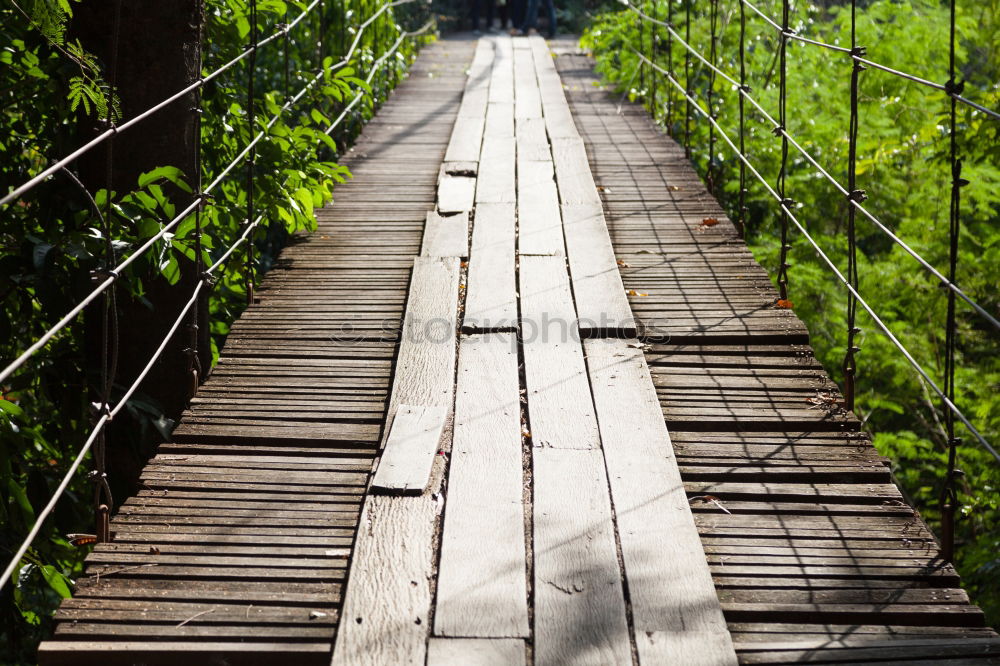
[520,0,539,31]
[486,0,496,30]
[544,0,556,36]
[498,0,509,29]
[510,0,526,31]
[471,0,480,31]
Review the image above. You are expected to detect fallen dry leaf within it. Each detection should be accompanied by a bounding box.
[626,289,648,297]
[689,495,731,514]
[616,259,631,268]
[700,217,720,227]
[775,299,794,309]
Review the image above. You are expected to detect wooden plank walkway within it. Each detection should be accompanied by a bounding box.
[37,33,1000,666]
[552,37,1000,664]
[37,37,476,666]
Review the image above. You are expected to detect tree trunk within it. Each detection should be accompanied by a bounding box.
[75,0,208,498]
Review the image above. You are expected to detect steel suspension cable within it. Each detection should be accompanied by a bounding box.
[737,0,747,237]
[684,0,692,157]
[0,0,419,389]
[0,0,430,594]
[666,0,674,133]
[843,0,863,413]
[740,0,1000,121]
[775,0,790,301]
[636,48,999,465]
[706,0,718,194]
[941,0,965,563]
[0,0,325,208]
[619,0,1000,333]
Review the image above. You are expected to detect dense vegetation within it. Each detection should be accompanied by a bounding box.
[0,0,428,660]
[583,0,999,625]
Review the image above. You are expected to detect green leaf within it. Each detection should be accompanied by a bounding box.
[39,566,72,599]
[138,166,192,193]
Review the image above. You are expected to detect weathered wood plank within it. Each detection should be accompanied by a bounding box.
[485,102,514,138]
[388,256,460,413]
[444,114,485,163]
[519,256,599,450]
[586,339,737,663]
[532,448,630,666]
[550,137,601,206]
[435,334,529,638]
[463,203,517,332]
[476,136,516,204]
[517,160,564,256]
[370,405,447,495]
[330,495,437,666]
[426,638,525,666]
[563,204,635,334]
[516,117,551,162]
[438,175,476,214]
[421,211,470,259]
[513,47,542,119]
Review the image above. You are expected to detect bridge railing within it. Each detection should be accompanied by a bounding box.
[613,0,998,560]
[0,0,433,591]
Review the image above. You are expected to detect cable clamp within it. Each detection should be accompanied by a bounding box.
[780,198,795,209]
[848,189,867,203]
[952,158,969,186]
[944,78,965,96]
[190,107,203,115]
[738,84,752,93]
[850,46,867,57]
[200,271,218,286]
[771,124,784,137]
[87,470,108,482]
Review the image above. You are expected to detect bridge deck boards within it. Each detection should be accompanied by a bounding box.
[37,37,476,666]
[553,37,998,664]
[37,33,997,666]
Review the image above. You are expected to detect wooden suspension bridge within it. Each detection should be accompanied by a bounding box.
[35,34,1000,665]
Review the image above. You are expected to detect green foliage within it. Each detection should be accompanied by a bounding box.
[1,0,429,660]
[584,0,999,626]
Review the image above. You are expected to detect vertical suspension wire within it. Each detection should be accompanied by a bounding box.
[737,0,747,237]
[339,0,346,58]
[683,0,692,158]
[93,0,125,545]
[666,0,674,134]
[941,0,965,563]
[843,0,864,413]
[650,0,657,119]
[245,0,258,306]
[284,6,291,101]
[775,0,790,301]
[639,0,645,97]
[706,0,718,193]
[190,65,205,401]
[319,0,326,65]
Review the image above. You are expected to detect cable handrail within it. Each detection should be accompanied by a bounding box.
[635,48,999,466]
[0,0,324,209]
[739,0,1000,121]
[619,0,1000,334]
[0,9,432,591]
[0,0,419,388]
